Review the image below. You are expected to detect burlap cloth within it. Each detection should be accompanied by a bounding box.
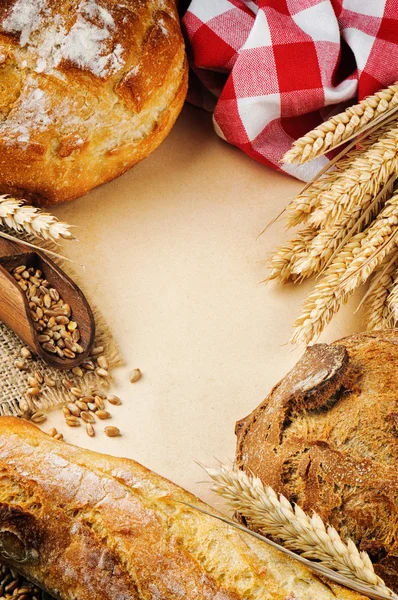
[0,235,124,417]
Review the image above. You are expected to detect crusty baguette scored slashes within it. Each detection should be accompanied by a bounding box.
[0,418,365,600]
[0,0,187,205]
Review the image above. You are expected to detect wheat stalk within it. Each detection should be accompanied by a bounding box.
[291,234,367,344]
[337,192,398,293]
[292,194,398,343]
[291,203,380,280]
[291,176,394,280]
[307,124,398,229]
[283,83,398,164]
[286,168,342,228]
[286,132,385,229]
[0,196,73,242]
[387,268,398,322]
[362,251,398,330]
[267,228,316,282]
[204,463,395,598]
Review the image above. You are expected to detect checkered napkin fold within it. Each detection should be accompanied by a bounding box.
[182,0,398,182]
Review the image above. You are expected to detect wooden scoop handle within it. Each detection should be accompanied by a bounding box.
[0,237,95,369]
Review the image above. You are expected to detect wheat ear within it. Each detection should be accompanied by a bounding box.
[291,233,367,344]
[308,124,398,229]
[286,168,341,228]
[283,83,398,164]
[205,464,394,597]
[362,251,398,330]
[337,191,398,294]
[387,267,398,322]
[286,130,384,228]
[0,196,73,242]
[292,176,394,280]
[267,228,317,282]
[292,193,398,343]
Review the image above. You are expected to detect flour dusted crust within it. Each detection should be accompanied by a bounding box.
[0,417,365,600]
[236,330,398,592]
[0,0,187,205]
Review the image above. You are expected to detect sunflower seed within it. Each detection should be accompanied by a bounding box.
[105,426,121,437]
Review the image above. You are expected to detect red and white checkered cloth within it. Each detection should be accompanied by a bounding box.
[182,0,398,181]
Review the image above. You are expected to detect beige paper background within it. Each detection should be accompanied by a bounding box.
[45,105,364,505]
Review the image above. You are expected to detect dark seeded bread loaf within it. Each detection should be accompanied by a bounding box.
[235,330,398,592]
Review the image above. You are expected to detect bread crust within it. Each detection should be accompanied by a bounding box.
[0,417,365,600]
[236,330,398,592]
[0,0,187,205]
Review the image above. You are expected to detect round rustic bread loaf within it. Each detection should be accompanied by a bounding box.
[235,330,398,591]
[0,0,187,205]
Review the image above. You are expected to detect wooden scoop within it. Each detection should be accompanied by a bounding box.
[0,237,95,369]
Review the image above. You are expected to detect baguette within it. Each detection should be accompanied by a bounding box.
[0,417,365,600]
